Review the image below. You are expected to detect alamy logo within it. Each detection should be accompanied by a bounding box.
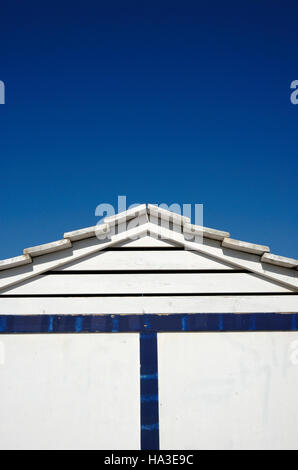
[94,196,204,248]
[0,81,5,104]
[290,80,298,105]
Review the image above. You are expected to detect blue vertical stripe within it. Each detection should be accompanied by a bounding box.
[139,332,159,450]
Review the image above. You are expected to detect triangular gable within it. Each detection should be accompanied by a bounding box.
[55,239,236,272]
[0,205,297,292]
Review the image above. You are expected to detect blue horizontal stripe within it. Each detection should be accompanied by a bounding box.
[48,316,54,333]
[112,316,119,332]
[75,316,83,333]
[0,313,297,334]
[0,316,6,332]
[182,315,188,331]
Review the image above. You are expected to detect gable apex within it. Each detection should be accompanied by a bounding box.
[0,205,296,293]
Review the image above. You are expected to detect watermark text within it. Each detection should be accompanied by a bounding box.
[290,80,298,104]
[0,81,5,104]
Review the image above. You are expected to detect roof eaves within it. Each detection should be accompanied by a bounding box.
[261,252,298,269]
[24,239,72,257]
[0,254,32,271]
[222,237,270,255]
[0,204,297,273]
[104,204,147,225]
[147,204,190,225]
[183,223,230,241]
[64,223,110,241]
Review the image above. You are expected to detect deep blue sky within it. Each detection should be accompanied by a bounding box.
[0,1,297,259]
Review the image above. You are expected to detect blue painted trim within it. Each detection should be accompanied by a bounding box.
[0,313,297,334]
[140,331,159,450]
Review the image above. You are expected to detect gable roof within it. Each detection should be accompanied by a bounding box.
[0,204,297,292]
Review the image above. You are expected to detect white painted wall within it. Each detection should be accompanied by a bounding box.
[1,331,298,450]
[3,272,289,295]
[0,334,140,450]
[158,332,298,450]
[0,220,296,450]
[57,249,235,271]
[1,235,296,312]
[0,295,297,315]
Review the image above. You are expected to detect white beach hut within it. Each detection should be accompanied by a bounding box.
[0,204,297,450]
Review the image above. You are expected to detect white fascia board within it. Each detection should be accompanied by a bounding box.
[24,239,72,257]
[261,253,298,269]
[145,225,297,291]
[64,224,110,241]
[139,224,297,290]
[222,237,270,255]
[0,254,32,271]
[0,224,149,292]
[183,223,230,241]
[104,204,147,225]
[147,204,190,225]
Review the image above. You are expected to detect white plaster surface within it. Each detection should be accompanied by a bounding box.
[0,295,297,315]
[3,272,290,295]
[0,334,140,450]
[158,332,298,450]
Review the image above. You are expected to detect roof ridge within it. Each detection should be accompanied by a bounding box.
[0,204,297,272]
